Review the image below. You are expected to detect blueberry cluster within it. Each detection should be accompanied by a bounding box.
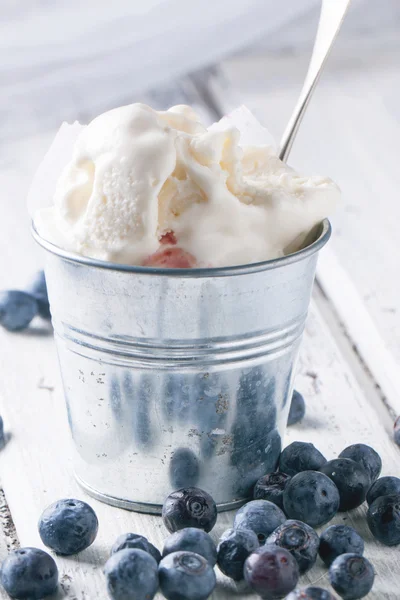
[0,271,50,332]
[104,488,219,600]
[0,498,98,599]
[150,439,397,599]
[102,452,389,600]
[1,438,399,599]
[235,439,386,599]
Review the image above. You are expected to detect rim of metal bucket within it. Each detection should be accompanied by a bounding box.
[32,219,331,278]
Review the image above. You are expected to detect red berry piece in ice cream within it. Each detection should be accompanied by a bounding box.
[143,247,197,268]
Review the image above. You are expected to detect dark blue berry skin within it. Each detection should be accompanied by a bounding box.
[253,472,291,509]
[169,448,200,489]
[339,444,382,483]
[367,494,400,546]
[319,459,370,511]
[366,476,400,506]
[266,519,319,574]
[287,391,306,426]
[0,415,5,448]
[395,429,400,445]
[244,544,299,599]
[0,547,58,599]
[319,525,364,567]
[394,417,400,447]
[162,488,217,533]
[104,548,158,600]
[159,551,216,600]
[39,498,98,555]
[111,533,161,563]
[30,270,51,319]
[217,528,259,581]
[233,499,286,545]
[163,528,217,566]
[283,471,340,528]
[0,290,38,331]
[329,554,374,600]
[287,588,336,600]
[279,442,327,477]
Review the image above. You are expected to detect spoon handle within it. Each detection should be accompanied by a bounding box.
[278,0,352,162]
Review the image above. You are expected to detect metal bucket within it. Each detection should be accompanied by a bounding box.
[33,220,330,514]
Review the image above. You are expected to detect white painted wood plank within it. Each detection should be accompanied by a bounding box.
[0,294,399,598]
[0,489,18,599]
[317,247,400,418]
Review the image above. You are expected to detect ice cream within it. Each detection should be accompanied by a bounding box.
[34,103,340,268]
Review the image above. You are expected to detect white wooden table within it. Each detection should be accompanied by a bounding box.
[1,30,400,600]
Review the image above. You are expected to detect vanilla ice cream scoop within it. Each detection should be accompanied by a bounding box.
[34,103,340,267]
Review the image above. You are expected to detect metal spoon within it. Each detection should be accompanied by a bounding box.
[279,0,352,162]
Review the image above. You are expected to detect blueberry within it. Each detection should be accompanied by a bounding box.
[283,471,340,527]
[244,544,299,599]
[217,528,259,581]
[233,499,286,545]
[366,476,400,506]
[104,548,158,600]
[253,472,291,508]
[279,442,327,477]
[287,390,306,426]
[0,547,58,599]
[111,533,161,563]
[367,493,400,546]
[0,415,5,448]
[169,448,200,489]
[159,551,216,600]
[339,444,382,482]
[319,525,364,567]
[329,554,374,600]
[319,459,370,511]
[0,290,38,331]
[287,588,337,600]
[163,528,217,566]
[266,519,319,574]
[30,270,51,319]
[38,498,98,555]
[394,417,400,447]
[162,487,217,533]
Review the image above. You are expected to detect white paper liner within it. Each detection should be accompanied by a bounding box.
[209,105,277,149]
[27,121,85,219]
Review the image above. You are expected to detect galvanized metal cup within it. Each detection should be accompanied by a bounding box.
[33,220,330,514]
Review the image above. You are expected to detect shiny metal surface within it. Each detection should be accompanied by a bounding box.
[34,221,330,513]
[279,0,352,161]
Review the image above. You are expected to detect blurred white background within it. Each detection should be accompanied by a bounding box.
[1,0,399,141]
